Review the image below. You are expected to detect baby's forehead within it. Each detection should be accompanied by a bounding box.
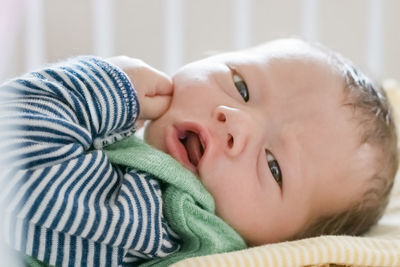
[207,42,332,71]
[251,39,325,58]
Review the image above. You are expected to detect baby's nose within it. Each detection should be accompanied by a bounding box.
[213,105,251,157]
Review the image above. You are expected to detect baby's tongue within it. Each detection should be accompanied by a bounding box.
[183,131,203,167]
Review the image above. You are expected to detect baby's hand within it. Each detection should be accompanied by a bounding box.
[107,56,173,124]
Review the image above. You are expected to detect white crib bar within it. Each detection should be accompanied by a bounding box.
[366,0,383,78]
[233,0,251,50]
[300,0,318,42]
[25,0,45,72]
[91,0,114,57]
[163,0,183,75]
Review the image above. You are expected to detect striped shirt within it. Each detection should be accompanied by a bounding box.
[0,57,181,266]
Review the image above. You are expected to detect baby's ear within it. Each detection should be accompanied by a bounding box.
[383,79,400,130]
[384,79,400,168]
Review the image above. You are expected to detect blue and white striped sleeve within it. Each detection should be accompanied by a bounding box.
[0,57,180,266]
[0,56,138,170]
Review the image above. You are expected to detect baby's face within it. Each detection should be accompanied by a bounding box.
[145,39,371,245]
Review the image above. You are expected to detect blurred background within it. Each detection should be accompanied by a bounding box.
[0,0,400,84]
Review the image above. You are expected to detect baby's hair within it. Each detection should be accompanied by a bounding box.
[292,41,399,239]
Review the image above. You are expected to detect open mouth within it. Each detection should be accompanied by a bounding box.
[179,130,205,168]
[165,123,208,174]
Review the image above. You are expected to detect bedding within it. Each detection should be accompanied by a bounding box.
[171,80,400,267]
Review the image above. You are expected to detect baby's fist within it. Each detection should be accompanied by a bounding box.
[107,56,173,123]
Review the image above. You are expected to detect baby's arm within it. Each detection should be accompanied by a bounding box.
[0,57,140,169]
[0,57,178,266]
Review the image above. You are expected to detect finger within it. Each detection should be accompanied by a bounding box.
[153,72,173,96]
[140,95,172,120]
[141,66,173,97]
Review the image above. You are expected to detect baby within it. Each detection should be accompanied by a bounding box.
[145,38,398,244]
[0,38,397,266]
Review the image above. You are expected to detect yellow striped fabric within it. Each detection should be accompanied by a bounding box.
[171,235,400,267]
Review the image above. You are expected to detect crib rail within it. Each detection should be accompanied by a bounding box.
[0,0,399,82]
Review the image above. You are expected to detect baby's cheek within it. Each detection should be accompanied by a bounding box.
[144,121,165,151]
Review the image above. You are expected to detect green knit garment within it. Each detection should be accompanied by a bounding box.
[104,135,246,266]
[23,135,246,266]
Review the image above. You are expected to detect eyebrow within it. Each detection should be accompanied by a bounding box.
[226,64,237,75]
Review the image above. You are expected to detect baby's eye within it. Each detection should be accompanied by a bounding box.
[266,149,282,187]
[232,72,249,102]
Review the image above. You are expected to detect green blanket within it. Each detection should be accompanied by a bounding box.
[104,135,246,266]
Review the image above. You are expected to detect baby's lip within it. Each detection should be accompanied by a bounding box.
[165,122,209,174]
